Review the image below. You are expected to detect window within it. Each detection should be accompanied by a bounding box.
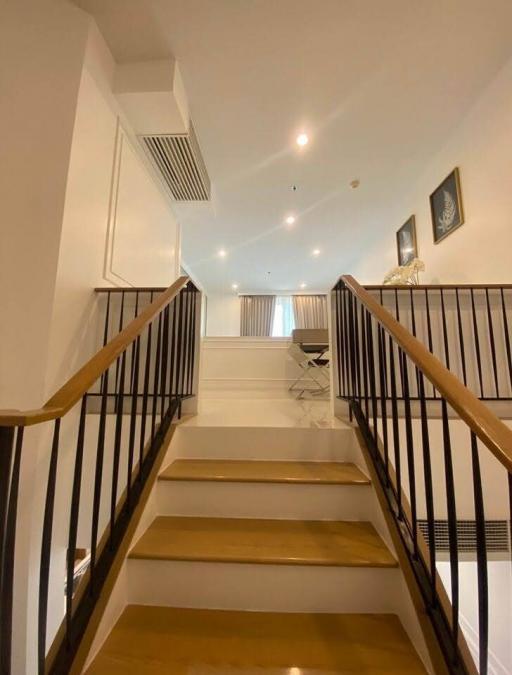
[271,296,295,337]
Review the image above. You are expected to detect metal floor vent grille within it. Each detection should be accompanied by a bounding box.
[418,520,510,552]
[141,123,210,201]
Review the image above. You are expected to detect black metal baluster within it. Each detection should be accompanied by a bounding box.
[38,419,61,675]
[341,288,351,400]
[470,431,488,675]
[499,288,512,397]
[401,350,418,556]
[160,306,170,420]
[127,337,140,505]
[0,426,23,675]
[151,314,163,441]
[187,289,198,396]
[139,322,152,470]
[394,290,405,398]
[174,291,185,399]
[167,299,178,408]
[424,289,437,399]
[485,289,499,398]
[90,369,109,591]
[100,292,111,393]
[65,396,88,639]
[129,291,140,397]
[455,289,468,387]
[110,352,126,545]
[186,286,196,395]
[440,288,450,370]
[388,338,402,516]
[377,324,389,478]
[114,291,126,406]
[348,293,357,401]
[335,285,344,398]
[366,313,378,443]
[470,289,484,398]
[409,288,420,397]
[353,296,362,403]
[180,286,191,397]
[418,373,436,604]
[360,305,369,421]
[441,398,459,646]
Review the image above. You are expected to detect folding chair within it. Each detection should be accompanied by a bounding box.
[288,329,330,398]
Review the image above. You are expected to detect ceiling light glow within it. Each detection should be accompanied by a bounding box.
[218,249,227,258]
[300,282,307,289]
[232,283,239,290]
[312,248,321,256]
[285,215,296,225]
[296,133,309,147]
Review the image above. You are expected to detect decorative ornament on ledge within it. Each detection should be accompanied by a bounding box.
[383,258,425,286]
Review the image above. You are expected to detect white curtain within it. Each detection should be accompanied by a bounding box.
[292,295,328,329]
[240,295,276,336]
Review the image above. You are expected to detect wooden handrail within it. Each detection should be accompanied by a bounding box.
[341,274,512,473]
[0,276,190,428]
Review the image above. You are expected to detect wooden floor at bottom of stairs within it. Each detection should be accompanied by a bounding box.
[86,605,427,674]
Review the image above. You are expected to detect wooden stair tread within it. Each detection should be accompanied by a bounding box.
[86,605,427,674]
[129,516,397,567]
[160,459,370,485]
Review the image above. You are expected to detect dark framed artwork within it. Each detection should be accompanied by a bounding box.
[396,215,417,266]
[430,168,464,244]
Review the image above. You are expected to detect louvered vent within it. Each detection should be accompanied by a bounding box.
[418,520,510,552]
[141,123,210,201]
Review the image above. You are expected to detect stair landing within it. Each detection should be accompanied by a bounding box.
[86,605,427,674]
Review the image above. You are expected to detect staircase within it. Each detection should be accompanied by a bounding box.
[85,400,429,674]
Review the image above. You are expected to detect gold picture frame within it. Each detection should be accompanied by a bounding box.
[396,215,417,266]
[430,167,464,244]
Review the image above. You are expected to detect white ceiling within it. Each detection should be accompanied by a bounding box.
[75,0,512,293]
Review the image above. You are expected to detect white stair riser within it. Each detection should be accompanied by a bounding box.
[156,481,373,520]
[168,426,357,462]
[127,559,402,613]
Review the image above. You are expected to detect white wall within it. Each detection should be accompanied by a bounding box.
[200,337,304,398]
[206,294,240,336]
[45,21,180,394]
[0,6,183,673]
[350,52,512,285]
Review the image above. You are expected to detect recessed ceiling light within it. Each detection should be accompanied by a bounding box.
[300,282,307,289]
[285,215,296,226]
[312,248,321,256]
[217,249,227,258]
[350,179,360,189]
[232,283,239,290]
[296,133,309,147]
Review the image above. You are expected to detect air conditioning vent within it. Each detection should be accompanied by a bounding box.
[418,519,510,553]
[141,123,210,201]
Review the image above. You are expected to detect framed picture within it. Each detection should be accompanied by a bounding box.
[430,168,464,244]
[396,215,417,266]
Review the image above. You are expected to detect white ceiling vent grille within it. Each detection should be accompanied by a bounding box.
[141,123,210,201]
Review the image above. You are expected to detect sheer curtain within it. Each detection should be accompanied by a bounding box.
[292,295,328,328]
[272,296,295,337]
[240,295,276,336]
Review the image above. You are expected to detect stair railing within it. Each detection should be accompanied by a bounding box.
[0,276,200,675]
[332,275,512,675]
[342,283,512,404]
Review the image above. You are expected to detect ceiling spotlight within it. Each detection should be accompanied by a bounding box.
[300,282,307,289]
[285,215,296,226]
[296,133,309,147]
[350,179,360,189]
[217,249,227,258]
[312,248,321,257]
[232,283,239,290]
